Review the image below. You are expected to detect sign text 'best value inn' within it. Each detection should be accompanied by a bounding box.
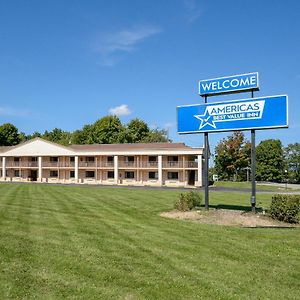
[177,95,288,134]
[199,72,259,96]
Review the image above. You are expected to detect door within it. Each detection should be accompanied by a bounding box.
[30,170,38,181]
[188,170,195,185]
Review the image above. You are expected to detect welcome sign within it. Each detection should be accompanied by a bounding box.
[199,72,259,96]
[177,95,288,134]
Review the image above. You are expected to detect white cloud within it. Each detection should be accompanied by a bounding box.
[93,25,162,66]
[183,0,202,23]
[109,104,131,117]
[0,107,30,117]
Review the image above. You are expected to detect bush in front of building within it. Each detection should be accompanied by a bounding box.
[174,191,202,211]
[269,194,300,223]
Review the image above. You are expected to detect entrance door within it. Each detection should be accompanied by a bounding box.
[188,170,195,185]
[30,170,38,181]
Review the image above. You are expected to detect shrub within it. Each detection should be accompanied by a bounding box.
[174,191,202,211]
[269,194,300,223]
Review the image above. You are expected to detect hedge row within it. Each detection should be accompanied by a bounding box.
[269,194,300,223]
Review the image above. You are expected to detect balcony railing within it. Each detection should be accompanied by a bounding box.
[139,161,158,168]
[4,159,198,169]
[6,161,38,168]
[118,161,137,168]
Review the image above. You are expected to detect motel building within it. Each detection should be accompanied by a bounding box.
[0,138,203,187]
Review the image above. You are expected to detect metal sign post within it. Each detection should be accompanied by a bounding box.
[250,90,256,212]
[204,95,209,210]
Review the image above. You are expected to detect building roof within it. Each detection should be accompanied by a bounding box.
[69,142,196,152]
[0,138,203,156]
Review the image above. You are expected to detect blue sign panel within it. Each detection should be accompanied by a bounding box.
[177,95,288,134]
[199,72,259,96]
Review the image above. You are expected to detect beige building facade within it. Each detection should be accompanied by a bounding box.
[0,138,203,187]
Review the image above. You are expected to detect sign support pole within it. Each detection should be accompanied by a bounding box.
[250,90,256,212]
[204,95,209,210]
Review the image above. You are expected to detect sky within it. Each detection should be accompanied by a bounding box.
[0,0,299,152]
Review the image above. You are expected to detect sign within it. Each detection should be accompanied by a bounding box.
[199,72,259,96]
[177,95,288,134]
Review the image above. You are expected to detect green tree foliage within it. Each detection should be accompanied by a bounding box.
[0,123,21,146]
[256,139,284,182]
[90,115,125,144]
[284,143,300,183]
[126,118,150,143]
[0,116,169,146]
[43,128,72,145]
[214,131,251,181]
[143,128,169,143]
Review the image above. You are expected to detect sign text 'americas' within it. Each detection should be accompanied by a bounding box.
[194,100,265,129]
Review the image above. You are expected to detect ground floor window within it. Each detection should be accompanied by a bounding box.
[107,171,114,179]
[70,170,75,178]
[148,171,158,179]
[85,171,95,178]
[50,170,58,177]
[14,170,21,177]
[125,171,135,179]
[168,172,178,180]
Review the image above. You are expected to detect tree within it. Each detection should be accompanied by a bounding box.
[284,143,300,183]
[214,131,251,181]
[43,128,72,145]
[143,128,169,143]
[126,118,150,143]
[256,139,284,182]
[90,115,125,144]
[0,123,21,146]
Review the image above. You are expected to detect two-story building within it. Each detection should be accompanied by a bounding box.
[0,138,203,187]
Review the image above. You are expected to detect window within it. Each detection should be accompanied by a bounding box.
[107,156,114,162]
[70,170,75,178]
[14,157,20,162]
[31,157,37,162]
[14,170,21,177]
[86,157,95,162]
[168,172,178,180]
[148,156,157,162]
[85,171,95,178]
[126,156,134,162]
[168,156,178,162]
[50,157,58,162]
[107,171,114,179]
[125,171,135,179]
[70,157,75,162]
[148,172,158,179]
[50,170,58,177]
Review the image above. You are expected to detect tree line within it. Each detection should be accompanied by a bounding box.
[0,115,169,147]
[214,131,300,184]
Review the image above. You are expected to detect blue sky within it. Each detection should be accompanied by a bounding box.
[0,0,299,151]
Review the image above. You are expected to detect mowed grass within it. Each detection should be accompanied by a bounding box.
[0,184,299,299]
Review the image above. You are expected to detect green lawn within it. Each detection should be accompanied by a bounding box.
[0,184,299,299]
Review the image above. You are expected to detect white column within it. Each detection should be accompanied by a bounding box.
[2,157,6,180]
[114,155,118,184]
[38,156,42,182]
[197,154,203,187]
[75,156,79,183]
[158,155,162,186]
